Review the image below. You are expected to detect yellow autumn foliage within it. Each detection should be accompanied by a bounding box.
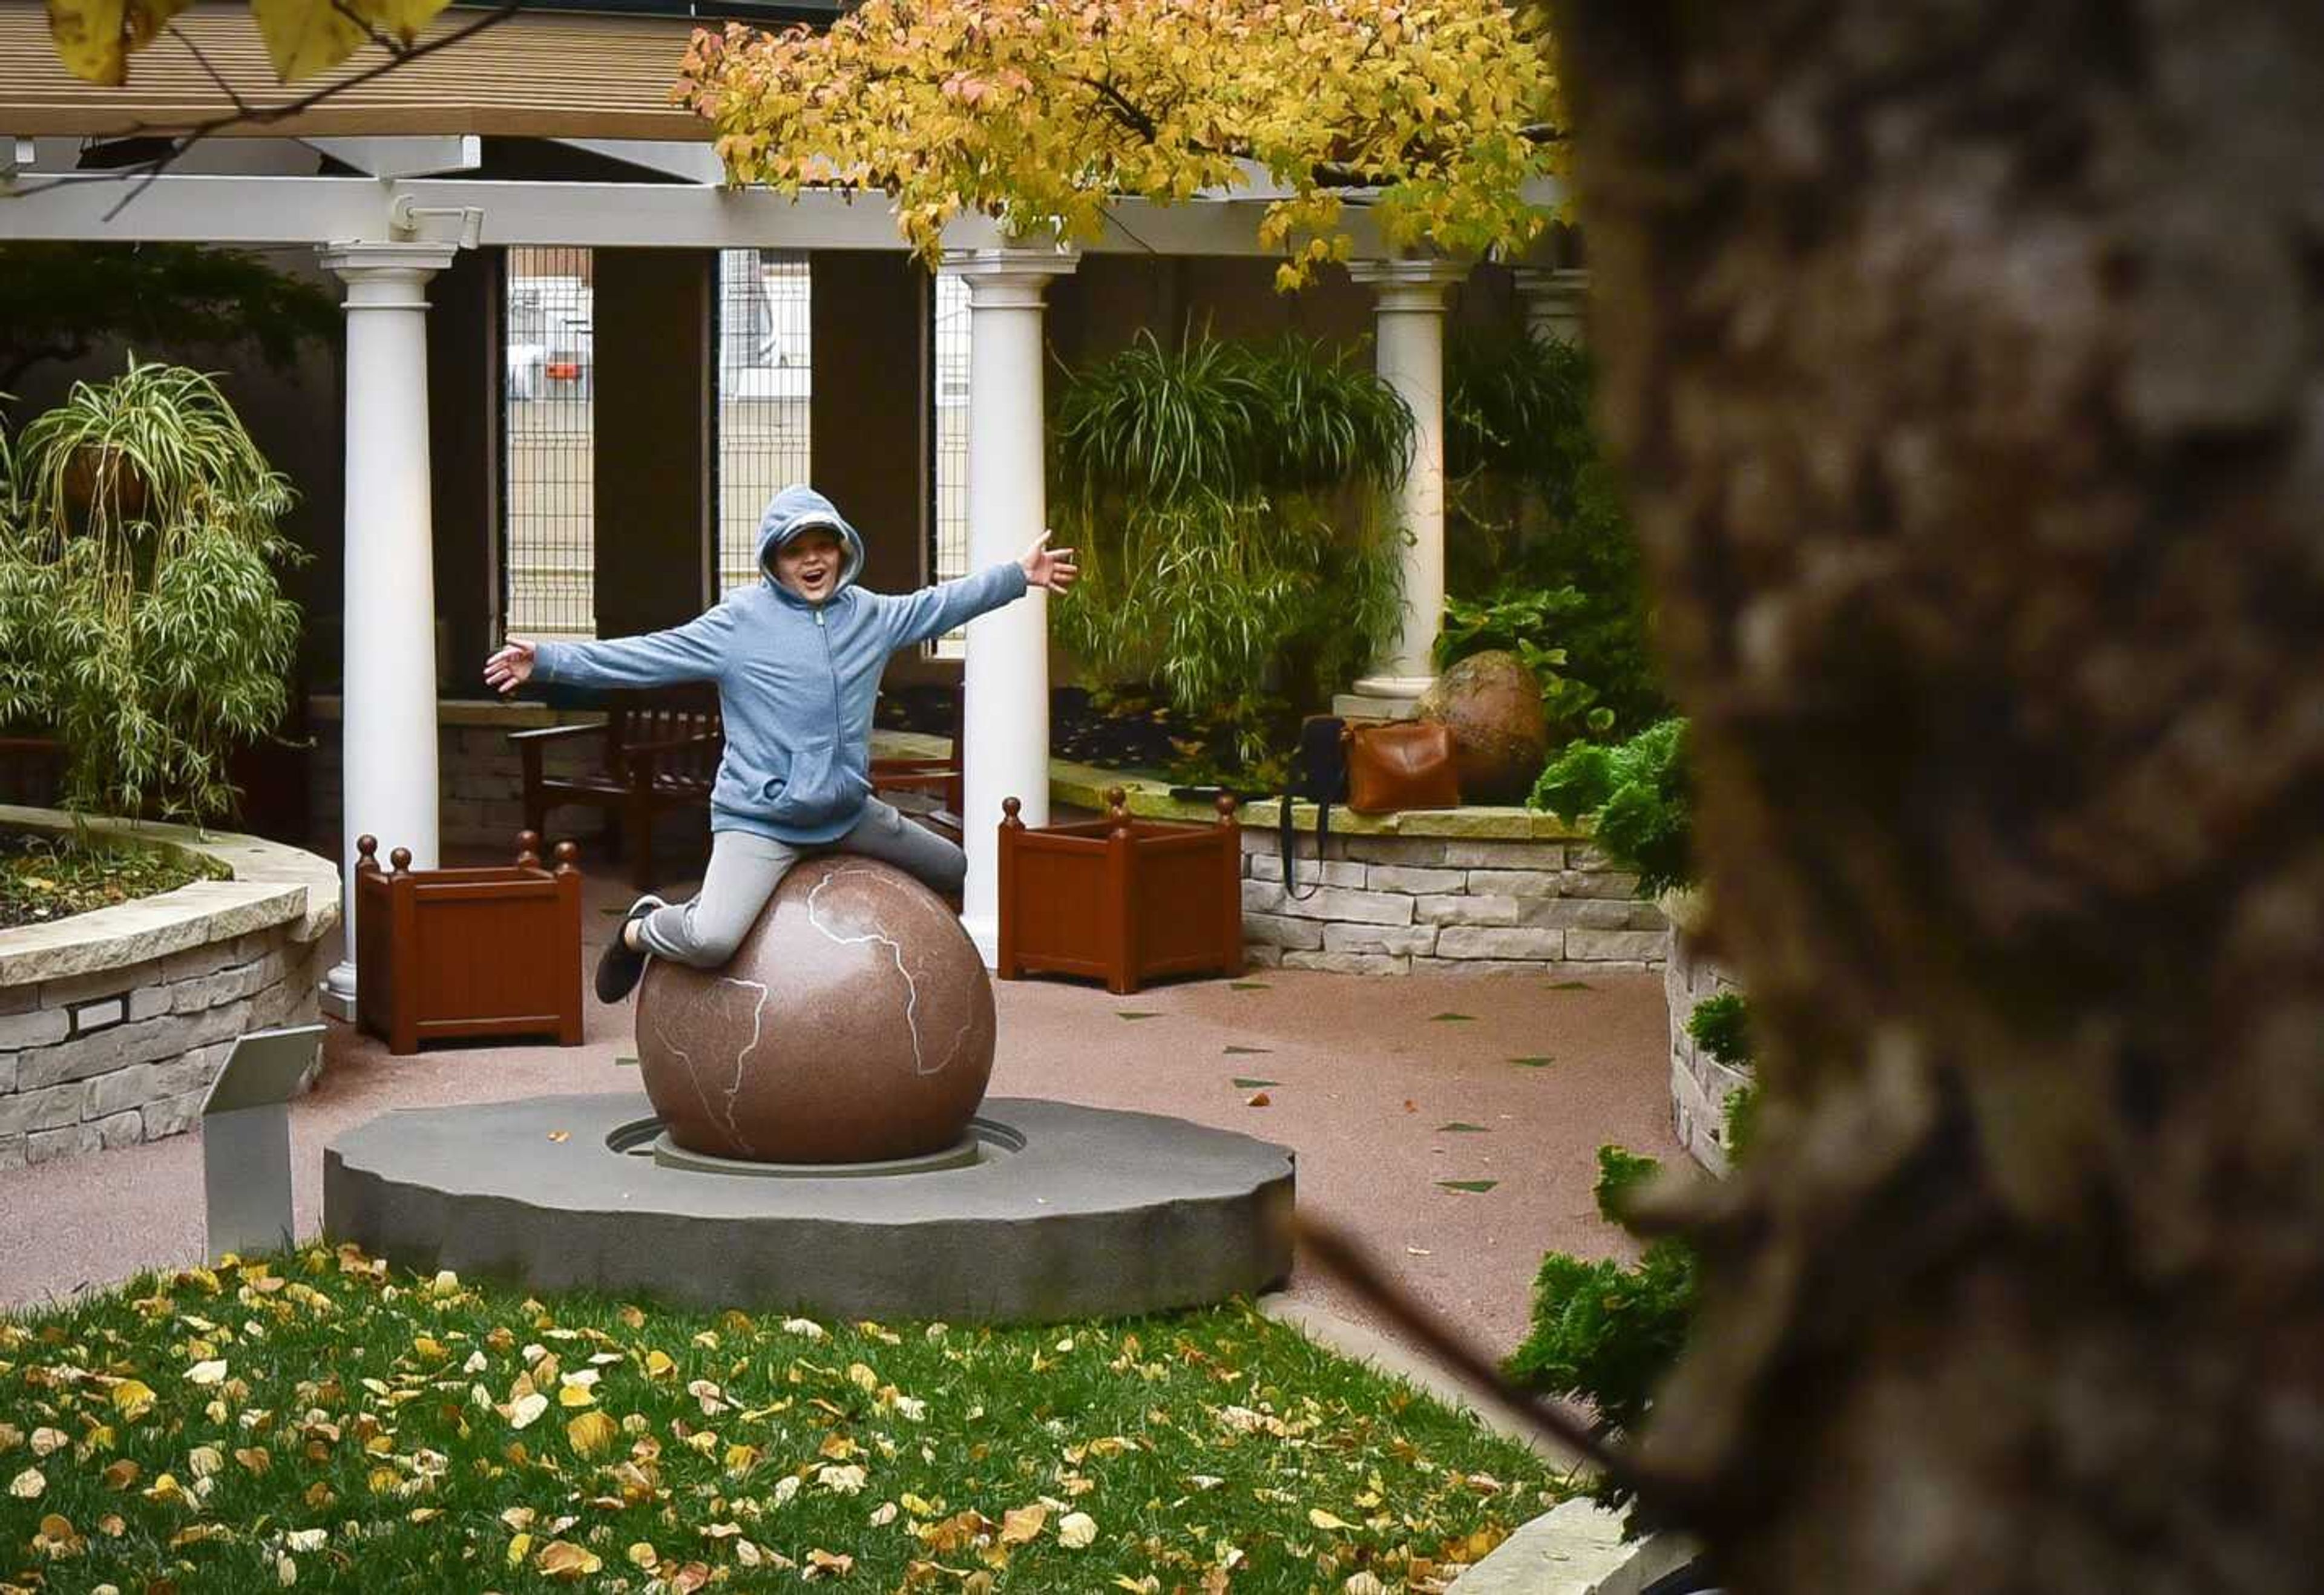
[675,0,1563,286]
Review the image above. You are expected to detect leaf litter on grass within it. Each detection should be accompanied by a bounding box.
[0,1246,1561,1593]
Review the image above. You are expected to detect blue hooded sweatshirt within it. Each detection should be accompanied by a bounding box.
[532,485,1028,845]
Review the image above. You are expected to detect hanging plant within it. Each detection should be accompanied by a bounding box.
[0,357,303,824]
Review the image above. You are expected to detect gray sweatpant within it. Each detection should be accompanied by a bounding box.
[635,798,966,968]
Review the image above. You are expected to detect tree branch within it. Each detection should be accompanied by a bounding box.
[1293,1213,1699,1519]
[5,0,530,218]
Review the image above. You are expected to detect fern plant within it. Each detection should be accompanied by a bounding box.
[1049,329,1410,765]
[1531,717,1693,897]
[0,358,302,824]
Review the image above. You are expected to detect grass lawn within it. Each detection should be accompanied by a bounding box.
[0,1248,1566,1593]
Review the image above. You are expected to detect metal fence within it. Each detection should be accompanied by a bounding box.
[715,249,813,598]
[930,271,972,654]
[502,245,597,639]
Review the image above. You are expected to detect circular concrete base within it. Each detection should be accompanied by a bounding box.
[643,1124,988,1179]
[324,1093,1296,1323]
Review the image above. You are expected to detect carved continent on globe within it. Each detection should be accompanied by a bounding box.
[636,858,995,1164]
[1417,649,1549,804]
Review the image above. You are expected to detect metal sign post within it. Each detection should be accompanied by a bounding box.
[199,1025,324,1264]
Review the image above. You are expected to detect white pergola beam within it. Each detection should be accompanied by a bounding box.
[303,136,481,179]
[552,138,724,186]
[0,174,390,241]
[0,172,1409,258]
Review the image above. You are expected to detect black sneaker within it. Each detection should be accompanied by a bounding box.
[595,894,665,1003]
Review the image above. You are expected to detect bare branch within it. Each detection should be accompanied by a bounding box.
[1292,1213,1696,1516]
[5,1,529,215]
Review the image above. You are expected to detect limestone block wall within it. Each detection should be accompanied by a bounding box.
[1664,917,1746,1176]
[0,810,339,1170]
[1236,827,1667,976]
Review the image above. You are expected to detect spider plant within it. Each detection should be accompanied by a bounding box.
[0,358,301,824]
[1050,329,1411,765]
[14,356,292,608]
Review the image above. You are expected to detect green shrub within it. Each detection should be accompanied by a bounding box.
[1689,991,1759,1157]
[1684,990,1751,1070]
[1531,717,1692,896]
[1444,331,1667,742]
[1505,1147,1696,1449]
[1434,582,1614,743]
[1049,330,1408,764]
[1721,1078,1762,1159]
[0,358,302,824]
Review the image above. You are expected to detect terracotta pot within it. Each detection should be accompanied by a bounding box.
[1417,649,1550,804]
[62,444,149,525]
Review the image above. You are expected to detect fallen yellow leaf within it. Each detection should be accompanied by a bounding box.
[102,1459,140,1490]
[1058,1511,1097,1549]
[507,1530,534,1566]
[10,1466,45,1499]
[186,1359,228,1386]
[110,1380,157,1420]
[566,1409,619,1459]
[537,1538,602,1579]
[999,1504,1047,1544]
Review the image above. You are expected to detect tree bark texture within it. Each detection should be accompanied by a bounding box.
[1552,2,2324,1587]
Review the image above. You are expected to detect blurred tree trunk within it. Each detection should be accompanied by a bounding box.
[1551,1,2324,1587]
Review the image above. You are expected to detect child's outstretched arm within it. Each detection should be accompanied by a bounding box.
[878,534,1078,651]
[488,605,736,695]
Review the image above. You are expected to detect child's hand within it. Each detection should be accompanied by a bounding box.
[485,639,537,695]
[1020,531,1079,594]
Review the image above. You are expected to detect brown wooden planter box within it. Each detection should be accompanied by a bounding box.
[997,788,1245,995]
[355,831,585,1055]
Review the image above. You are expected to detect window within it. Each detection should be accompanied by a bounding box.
[929,270,972,654]
[715,249,813,598]
[502,245,596,638]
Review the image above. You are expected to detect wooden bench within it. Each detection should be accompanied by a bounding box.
[511,687,966,888]
[510,692,722,890]
[868,683,967,843]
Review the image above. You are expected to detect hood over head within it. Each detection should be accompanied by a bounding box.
[756,485,865,598]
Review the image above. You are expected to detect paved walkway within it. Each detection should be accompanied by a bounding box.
[0,863,1682,1373]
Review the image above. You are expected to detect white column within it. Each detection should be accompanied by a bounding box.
[943,245,1078,964]
[316,241,458,1020]
[1514,266,1590,344]
[1350,258,1468,700]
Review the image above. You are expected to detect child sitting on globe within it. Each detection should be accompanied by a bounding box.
[484,483,1076,1002]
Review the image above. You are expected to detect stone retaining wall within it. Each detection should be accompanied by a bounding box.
[0,809,339,1170]
[1664,915,1746,1175]
[1237,827,1667,976]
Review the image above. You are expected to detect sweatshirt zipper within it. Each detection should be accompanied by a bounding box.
[816,606,841,726]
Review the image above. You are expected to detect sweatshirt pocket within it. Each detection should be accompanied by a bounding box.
[762,739,859,829]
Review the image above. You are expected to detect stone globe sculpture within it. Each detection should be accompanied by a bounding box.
[1417,649,1551,804]
[636,857,996,1164]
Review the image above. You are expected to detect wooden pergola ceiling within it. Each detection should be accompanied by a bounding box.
[0,2,711,141]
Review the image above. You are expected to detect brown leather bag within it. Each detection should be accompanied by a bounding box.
[1345,721,1460,813]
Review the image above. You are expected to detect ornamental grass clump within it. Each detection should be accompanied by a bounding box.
[0,358,301,825]
[1050,330,1410,766]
